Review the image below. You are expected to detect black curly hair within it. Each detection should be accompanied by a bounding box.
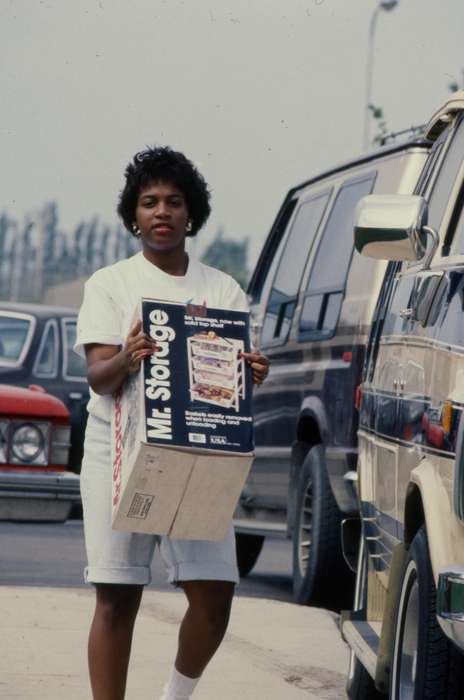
[117,146,211,237]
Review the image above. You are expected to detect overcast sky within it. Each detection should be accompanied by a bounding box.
[2,0,463,267]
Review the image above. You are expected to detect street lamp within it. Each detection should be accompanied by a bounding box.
[363,0,399,150]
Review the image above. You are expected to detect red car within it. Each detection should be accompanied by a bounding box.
[0,384,80,521]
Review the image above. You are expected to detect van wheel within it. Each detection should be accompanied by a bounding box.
[292,445,354,608]
[235,533,265,577]
[390,527,464,699]
[346,538,384,699]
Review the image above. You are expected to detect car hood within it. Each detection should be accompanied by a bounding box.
[0,384,69,419]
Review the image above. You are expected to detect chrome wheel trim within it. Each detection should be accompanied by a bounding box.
[392,560,419,700]
[297,475,313,577]
[399,575,419,699]
[348,536,367,683]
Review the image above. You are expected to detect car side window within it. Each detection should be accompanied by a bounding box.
[298,174,376,340]
[33,319,59,378]
[261,191,331,346]
[62,319,88,381]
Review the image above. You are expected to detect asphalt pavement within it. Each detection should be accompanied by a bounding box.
[0,521,295,601]
[1,585,349,699]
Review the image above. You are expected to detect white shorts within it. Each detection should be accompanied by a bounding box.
[80,415,239,586]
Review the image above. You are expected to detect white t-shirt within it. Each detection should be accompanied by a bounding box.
[75,251,249,422]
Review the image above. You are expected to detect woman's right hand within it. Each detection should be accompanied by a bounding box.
[123,319,158,374]
[85,321,158,396]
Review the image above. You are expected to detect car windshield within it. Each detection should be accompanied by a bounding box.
[63,320,87,380]
[0,315,32,364]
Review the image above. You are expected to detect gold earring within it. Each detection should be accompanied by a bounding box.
[186,220,193,233]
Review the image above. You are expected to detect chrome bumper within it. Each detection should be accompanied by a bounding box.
[0,470,81,502]
[437,569,464,652]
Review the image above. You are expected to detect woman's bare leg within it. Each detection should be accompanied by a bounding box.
[175,580,235,678]
[88,583,143,700]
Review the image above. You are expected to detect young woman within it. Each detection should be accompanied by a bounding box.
[75,146,269,700]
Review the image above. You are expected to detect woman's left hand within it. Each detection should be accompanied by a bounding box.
[240,349,270,385]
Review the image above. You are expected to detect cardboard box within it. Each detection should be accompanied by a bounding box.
[111,298,254,541]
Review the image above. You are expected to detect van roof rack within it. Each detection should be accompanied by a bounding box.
[377,124,425,146]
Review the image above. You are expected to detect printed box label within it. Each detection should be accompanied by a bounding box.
[142,299,253,453]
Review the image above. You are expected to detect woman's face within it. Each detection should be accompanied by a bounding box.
[134,180,190,253]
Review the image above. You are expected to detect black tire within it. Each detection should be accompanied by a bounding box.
[235,533,265,577]
[346,538,384,699]
[390,527,464,699]
[292,445,354,609]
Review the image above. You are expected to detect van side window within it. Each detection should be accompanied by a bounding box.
[449,190,464,255]
[298,174,376,340]
[247,198,297,303]
[261,191,330,346]
[427,117,464,235]
[413,136,445,197]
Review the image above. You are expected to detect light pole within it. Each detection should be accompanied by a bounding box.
[363,0,398,151]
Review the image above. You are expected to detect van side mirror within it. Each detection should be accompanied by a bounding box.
[354,194,430,263]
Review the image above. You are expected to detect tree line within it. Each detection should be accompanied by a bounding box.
[0,203,250,303]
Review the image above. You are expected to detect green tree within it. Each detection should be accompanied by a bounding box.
[369,103,389,146]
[41,201,60,289]
[201,227,249,289]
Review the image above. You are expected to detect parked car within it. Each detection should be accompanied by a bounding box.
[234,137,430,607]
[342,91,464,698]
[0,302,89,473]
[0,383,80,521]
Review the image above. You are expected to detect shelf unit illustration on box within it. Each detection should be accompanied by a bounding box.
[187,332,245,412]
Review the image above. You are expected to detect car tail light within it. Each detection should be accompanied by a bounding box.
[343,351,353,364]
[355,384,362,412]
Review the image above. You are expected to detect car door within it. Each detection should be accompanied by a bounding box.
[432,202,464,454]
